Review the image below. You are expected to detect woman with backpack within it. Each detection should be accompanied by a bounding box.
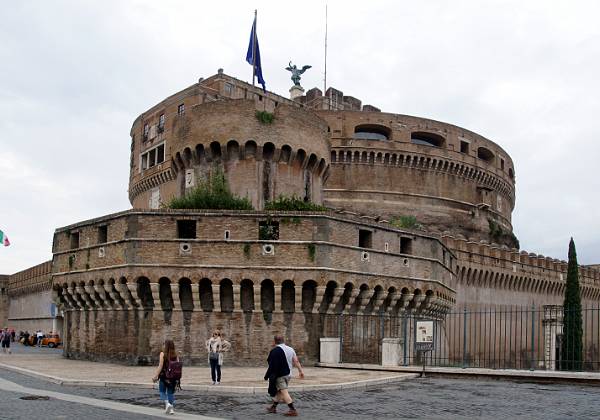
[205,329,231,385]
[152,339,181,415]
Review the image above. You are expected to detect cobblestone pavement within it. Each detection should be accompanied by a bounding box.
[2,369,600,419]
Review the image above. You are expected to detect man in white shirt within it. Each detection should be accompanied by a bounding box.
[36,330,44,347]
[278,342,305,380]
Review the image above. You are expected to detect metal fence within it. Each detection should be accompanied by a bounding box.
[321,305,600,371]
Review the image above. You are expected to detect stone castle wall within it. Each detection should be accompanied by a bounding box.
[51,210,455,364]
[5,261,61,333]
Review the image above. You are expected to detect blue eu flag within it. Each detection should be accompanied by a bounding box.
[246,15,266,92]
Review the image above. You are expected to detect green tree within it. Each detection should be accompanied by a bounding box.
[561,238,583,370]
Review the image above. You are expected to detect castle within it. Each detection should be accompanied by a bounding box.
[2,69,599,366]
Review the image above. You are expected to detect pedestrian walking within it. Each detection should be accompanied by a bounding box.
[264,335,304,416]
[1,329,11,354]
[152,339,180,415]
[205,329,231,385]
[36,330,44,347]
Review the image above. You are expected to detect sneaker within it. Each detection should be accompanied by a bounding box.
[284,409,298,417]
[216,381,220,385]
[212,381,216,385]
[164,402,170,414]
[266,405,277,414]
[168,404,174,415]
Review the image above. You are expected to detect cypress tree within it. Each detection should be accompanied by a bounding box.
[561,238,583,370]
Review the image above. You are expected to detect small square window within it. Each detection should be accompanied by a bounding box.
[359,229,372,249]
[97,225,108,244]
[460,141,469,154]
[177,220,196,239]
[259,221,279,240]
[70,232,80,250]
[400,237,412,255]
[178,103,185,116]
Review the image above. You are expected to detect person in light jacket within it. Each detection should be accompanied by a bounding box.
[205,329,231,385]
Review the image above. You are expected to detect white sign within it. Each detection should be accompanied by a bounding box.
[416,321,434,343]
[415,320,434,351]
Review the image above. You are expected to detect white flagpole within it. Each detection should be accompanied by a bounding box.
[324,4,328,108]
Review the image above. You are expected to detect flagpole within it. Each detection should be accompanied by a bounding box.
[324,3,328,106]
[252,9,257,87]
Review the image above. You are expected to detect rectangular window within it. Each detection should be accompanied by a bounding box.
[177,220,196,239]
[358,229,372,249]
[259,221,279,240]
[143,123,149,141]
[97,225,108,244]
[400,237,412,254]
[178,103,185,116]
[500,158,505,170]
[224,83,233,95]
[70,232,80,250]
[158,113,165,132]
[149,148,156,167]
[460,140,469,154]
[141,153,148,170]
[157,144,165,164]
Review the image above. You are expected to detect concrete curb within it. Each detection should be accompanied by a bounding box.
[316,362,600,384]
[0,362,417,394]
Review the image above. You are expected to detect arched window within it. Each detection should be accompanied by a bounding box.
[477,147,495,164]
[179,278,193,311]
[353,124,391,141]
[159,277,173,311]
[411,132,445,148]
[220,279,233,312]
[136,277,154,309]
[281,280,295,313]
[261,279,275,312]
[199,278,213,311]
[240,279,255,312]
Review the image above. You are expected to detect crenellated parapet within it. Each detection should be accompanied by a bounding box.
[441,235,600,304]
[8,261,52,297]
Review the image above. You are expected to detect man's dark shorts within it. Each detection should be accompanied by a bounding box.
[1,341,10,349]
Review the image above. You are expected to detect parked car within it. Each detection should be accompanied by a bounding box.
[21,334,61,348]
[41,334,61,348]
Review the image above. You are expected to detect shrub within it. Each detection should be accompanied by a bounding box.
[167,169,253,210]
[390,215,422,230]
[256,111,275,124]
[264,195,328,211]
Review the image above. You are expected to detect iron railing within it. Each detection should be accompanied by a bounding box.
[320,305,600,371]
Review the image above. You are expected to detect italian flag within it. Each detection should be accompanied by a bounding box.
[0,230,10,247]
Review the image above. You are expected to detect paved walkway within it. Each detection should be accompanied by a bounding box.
[0,351,416,393]
[0,376,219,419]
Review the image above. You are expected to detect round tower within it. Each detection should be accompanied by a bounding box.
[128,73,330,210]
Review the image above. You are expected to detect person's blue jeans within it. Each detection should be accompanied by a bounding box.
[159,379,175,404]
[210,358,221,382]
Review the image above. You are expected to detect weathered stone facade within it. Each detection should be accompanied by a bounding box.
[2,70,598,366]
[51,211,454,364]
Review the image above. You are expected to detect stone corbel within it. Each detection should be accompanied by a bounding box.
[294,285,303,313]
[190,282,200,311]
[357,289,375,314]
[170,284,182,311]
[273,286,282,313]
[212,284,221,312]
[328,288,346,314]
[232,284,242,312]
[386,291,402,314]
[104,283,123,310]
[313,286,327,313]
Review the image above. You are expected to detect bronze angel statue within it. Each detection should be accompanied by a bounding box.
[285,61,312,87]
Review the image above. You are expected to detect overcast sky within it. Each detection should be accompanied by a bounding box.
[1,0,598,274]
